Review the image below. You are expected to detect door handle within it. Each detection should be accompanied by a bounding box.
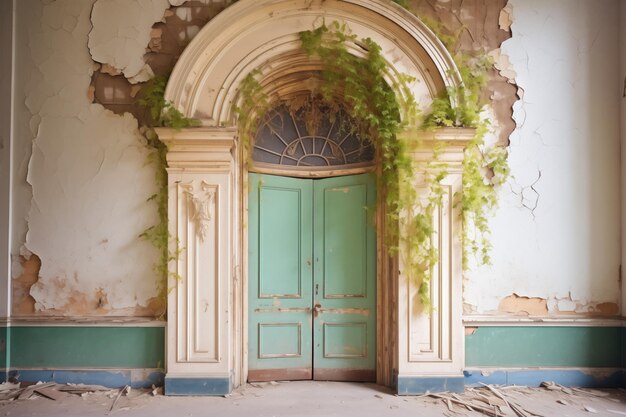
[313,303,322,318]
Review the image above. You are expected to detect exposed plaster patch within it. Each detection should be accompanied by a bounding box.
[409,0,518,145]
[88,0,227,84]
[88,0,172,83]
[594,302,619,316]
[489,48,517,83]
[89,1,227,121]
[12,255,40,315]
[499,293,549,316]
[495,293,620,318]
[498,2,513,32]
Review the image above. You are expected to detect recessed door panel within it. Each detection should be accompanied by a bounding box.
[259,186,304,298]
[322,183,368,298]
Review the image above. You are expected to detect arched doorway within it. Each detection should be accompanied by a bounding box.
[247,101,378,382]
[156,0,470,395]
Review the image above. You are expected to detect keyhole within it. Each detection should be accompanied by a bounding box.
[315,284,319,295]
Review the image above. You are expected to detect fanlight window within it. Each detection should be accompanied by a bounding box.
[251,103,375,174]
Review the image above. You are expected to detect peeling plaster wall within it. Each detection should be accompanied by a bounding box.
[464,0,622,315]
[88,0,171,83]
[621,1,626,318]
[0,0,14,318]
[8,0,623,318]
[12,0,161,316]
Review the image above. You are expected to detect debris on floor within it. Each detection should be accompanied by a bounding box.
[0,380,163,410]
[427,381,625,417]
[2,380,626,417]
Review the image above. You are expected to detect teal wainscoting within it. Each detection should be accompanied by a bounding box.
[7,326,165,388]
[464,326,624,388]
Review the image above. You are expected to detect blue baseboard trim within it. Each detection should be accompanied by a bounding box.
[165,376,231,396]
[397,376,464,395]
[464,369,624,388]
[9,369,164,389]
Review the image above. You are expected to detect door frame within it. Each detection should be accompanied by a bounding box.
[241,163,392,384]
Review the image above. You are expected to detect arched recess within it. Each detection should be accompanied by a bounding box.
[157,0,471,396]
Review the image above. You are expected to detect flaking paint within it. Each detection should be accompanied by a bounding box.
[464,0,622,315]
[6,0,623,320]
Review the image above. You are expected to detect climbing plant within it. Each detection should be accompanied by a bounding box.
[138,74,199,312]
[234,20,509,309]
[418,17,510,267]
[235,23,450,309]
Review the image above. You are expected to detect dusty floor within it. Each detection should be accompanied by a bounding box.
[4,381,626,417]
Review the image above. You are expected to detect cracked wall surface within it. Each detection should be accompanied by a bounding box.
[464,0,622,316]
[11,0,230,318]
[12,0,161,316]
[7,0,623,319]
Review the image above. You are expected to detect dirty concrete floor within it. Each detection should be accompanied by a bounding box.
[4,381,626,417]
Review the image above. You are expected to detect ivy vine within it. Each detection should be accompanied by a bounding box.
[235,20,509,309]
[418,16,510,267]
[138,74,198,314]
[235,23,438,308]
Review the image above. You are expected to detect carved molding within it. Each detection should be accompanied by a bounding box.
[181,181,216,242]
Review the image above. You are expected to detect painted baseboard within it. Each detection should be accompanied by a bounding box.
[165,375,231,396]
[464,368,624,388]
[397,376,465,395]
[8,368,164,388]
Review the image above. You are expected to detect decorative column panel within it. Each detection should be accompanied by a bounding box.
[156,127,238,396]
[396,128,473,394]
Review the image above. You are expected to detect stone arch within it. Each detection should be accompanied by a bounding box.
[164,0,462,126]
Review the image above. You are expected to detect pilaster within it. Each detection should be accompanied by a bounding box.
[396,127,473,394]
[156,127,238,395]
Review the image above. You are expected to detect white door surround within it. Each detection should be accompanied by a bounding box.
[156,0,470,395]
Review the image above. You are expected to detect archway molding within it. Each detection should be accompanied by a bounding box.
[164,0,462,125]
[158,0,470,396]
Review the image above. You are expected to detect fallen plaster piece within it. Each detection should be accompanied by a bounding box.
[88,0,171,82]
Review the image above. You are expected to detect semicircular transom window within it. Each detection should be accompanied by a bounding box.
[251,103,375,175]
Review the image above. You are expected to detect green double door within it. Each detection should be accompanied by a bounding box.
[248,173,377,382]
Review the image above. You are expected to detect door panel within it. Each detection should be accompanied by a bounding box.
[313,174,377,380]
[248,173,376,382]
[248,173,313,381]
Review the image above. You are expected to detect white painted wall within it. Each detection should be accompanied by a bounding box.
[6,0,622,316]
[465,0,622,315]
[0,0,14,318]
[621,1,626,317]
[12,0,160,313]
